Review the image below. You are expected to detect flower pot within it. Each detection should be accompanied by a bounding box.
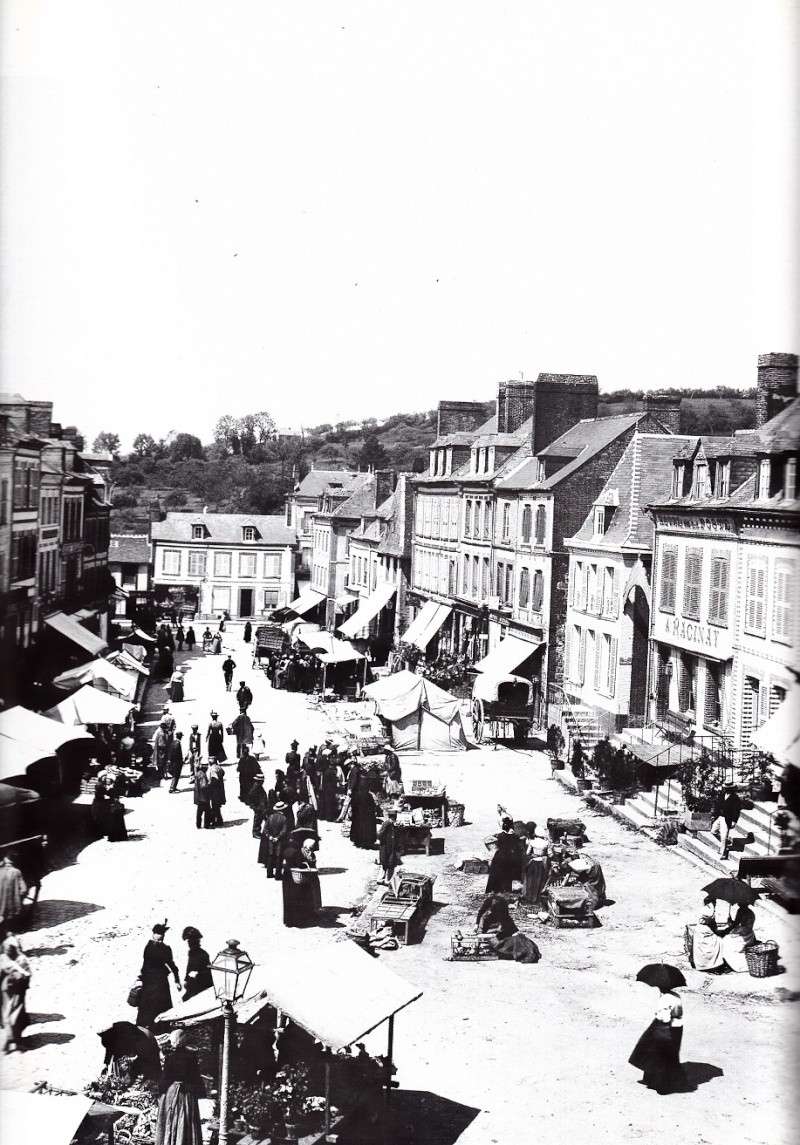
[283,1123,299,1143]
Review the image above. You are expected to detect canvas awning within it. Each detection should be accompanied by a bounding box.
[44,611,107,656]
[752,683,800,766]
[285,586,326,617]
[107,649,150,676]
[157,939,421,1051]
[46,684,134,726]
[52,658,138,701]
[337,582,397,639]
[0,706,93,780]
[0,1093,125,1145]
[401,601,452,651]
[316,641,364,665]
[121,642,148,662]
[472,634,543,679]
[335,590,357,610]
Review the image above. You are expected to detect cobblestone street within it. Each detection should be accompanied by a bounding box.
[4,629,798,1145]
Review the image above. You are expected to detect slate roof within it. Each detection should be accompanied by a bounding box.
[109,534,151,564]
[378,474,415,558]
[330,474,378,519]
[496,413,646,491]
[294,468,360,498]
[151,513,296,545]
[567,434,696,550]
[432,413,497,448]
[755,396,800,453]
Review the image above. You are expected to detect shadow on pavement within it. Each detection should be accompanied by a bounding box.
[26,1012,65,1024]
[22,900,103,933]
[341,1089,481,1145]
[20,1031,75,1050]
[315,906,348,928]
[214,818,248,829]
[682,1062,724,1090]
[23,945,73,957]
[317,866,349,876]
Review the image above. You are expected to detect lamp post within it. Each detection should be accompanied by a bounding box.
[210,938,254,1145]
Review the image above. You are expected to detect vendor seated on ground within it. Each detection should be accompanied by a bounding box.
[475,894,541,963]
[563,855,607,909]
[690,901,725,972]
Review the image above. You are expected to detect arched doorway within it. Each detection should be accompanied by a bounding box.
[626,585,650,720]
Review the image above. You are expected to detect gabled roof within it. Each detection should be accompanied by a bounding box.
[497,413,645,491]
[330,474,378,519]
[378,474,414,558]
[294,468,359,498]
[567,433,696,549]
[151,513,296,546]
[109,534,151,564]
[432,413,497,448]
[755,396,800,453]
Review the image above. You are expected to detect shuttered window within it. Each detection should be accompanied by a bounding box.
[483,503,492,539]
[482,557,491,597]
[505,564,513,606]
[704,663,722,725]
[532,570,544,611]
[519,567,530,608]
[682,548,703,619]
[708,554,729,625]
[577,627,586,686]
[534,504,546,544]
[502,502,510,540]
[521,506,532,544]
[745,559,767,635]
[659,545,678,612]
[463,499,471,538]
[607,637,618,696]
[773,560,793,644]
[593,632,603,690]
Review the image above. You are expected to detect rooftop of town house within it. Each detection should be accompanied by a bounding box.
[431,413,498,449]
[567,433,697,550]
[109,534,152,564]
[293,468,360,498]
[672,433,757,461]
[415,433,534,487]
[150,512,297,546]
[329,474,380,520]
[754,395,800,453]
[378,475,414,558]
[496,412,646,491]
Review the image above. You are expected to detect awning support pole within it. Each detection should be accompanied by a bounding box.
[324,1057,332,1135]
[384,1013,395,1104]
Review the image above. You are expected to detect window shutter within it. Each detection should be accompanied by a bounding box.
[593,634,603,690]
[577,628,586,686]
[607,637,617,696]
[535,505,546,543]
[519,568,530,608]
[678,657,691,711]
[683,548,702,617]
[659,545,677,611]
[774,562,792,642]
[505,564,513,605]
[532,571,543,611]
[746,561,767,633]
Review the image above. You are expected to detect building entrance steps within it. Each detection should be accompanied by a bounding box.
[561,704,604,753]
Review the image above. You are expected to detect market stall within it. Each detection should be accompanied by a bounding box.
[46,685,135,727]
[52,660,138,703]
[363,670,468,751]
[157,938,422,1137]
[0,1090,126,1145]
[0,705,95,794]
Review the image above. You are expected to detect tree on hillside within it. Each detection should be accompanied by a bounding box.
[132,433,156,458]
[93,431,120,458]
[358,432,389,470]
[214,411,276,457]
[169,433,205,461]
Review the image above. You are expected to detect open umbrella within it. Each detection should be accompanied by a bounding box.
[636,964,686,991]
[702,877,759,906]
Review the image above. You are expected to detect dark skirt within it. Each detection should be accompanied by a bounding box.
[137,975,172,1028]
[350,792,377,848]
[629,1021,686,1094]
[207,731,227,762]
[319,783,339,821]
[155,1081,203,1145]
[258,834,285,869]
[282,870,318,927]
[522,856,551,904]
[485,851,517,894]
[170,681,184,703]
[107,806,128,841]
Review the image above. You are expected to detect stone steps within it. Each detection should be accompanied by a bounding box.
[677,832,739,875]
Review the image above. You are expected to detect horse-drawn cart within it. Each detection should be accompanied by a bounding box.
[471,673,535,745]
[252,624,287,669]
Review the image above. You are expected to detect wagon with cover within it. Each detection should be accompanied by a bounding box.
[471,673,535,745]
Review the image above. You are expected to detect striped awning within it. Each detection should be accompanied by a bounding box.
[400,601,452,651]
[337,582,397,639]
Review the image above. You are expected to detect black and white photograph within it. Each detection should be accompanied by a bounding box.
[0,2,798,1143]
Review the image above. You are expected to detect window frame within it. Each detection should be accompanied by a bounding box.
[162,548,181,576]
[658,544,678,614]
[744,558,767,637]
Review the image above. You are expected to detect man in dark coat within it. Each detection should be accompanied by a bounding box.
[193,762,211,829]
[259,801,289,879]
[285,739,301,771]
[247,773,268,838]
[187,724,202,777]
[136,922,180,1030]
[243,620,252,643]
[237,745,259,802]
[153,723,172,780]
[236,681,253,713]
[221,656,236,691]
[711,782,744,859]
[167,732,184,793]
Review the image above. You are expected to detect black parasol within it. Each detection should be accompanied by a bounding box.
[702,877,759,906]
[636,963,687,991]
[98,1021,159,1061]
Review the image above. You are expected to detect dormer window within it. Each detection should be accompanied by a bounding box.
[593,506,608,535]
[716,461,730,498]
[537,460,545,482]
[692,462,710,499]
[785,457,797,500]
[242,526,258,542]
[757,459,770,501]
[192,524,206,540]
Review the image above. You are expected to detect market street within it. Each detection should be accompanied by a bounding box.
[4,628,799,1145]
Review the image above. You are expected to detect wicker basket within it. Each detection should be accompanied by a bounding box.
[447,802,465,828]
[288,867,315,886]
[745,940,779,978]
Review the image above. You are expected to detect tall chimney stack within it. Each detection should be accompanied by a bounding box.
[756,352,799,426]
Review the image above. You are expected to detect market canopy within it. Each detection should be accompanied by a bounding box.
[337,582,397,639]
[285,586,326,617]
[400,601,452,651]
[0,705,94,757]
[121,642,148,662]
[363,669,467,750]
[46,684,134,726]
[752,683,800,766]
[0,1092,125,1145]
[107,649,150,676]
[52,658,137,702]
[157,938,421,1051]
[472,634,543,679]
[44,611,107,656]
[283,618,322,638]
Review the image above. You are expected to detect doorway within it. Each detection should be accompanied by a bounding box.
[239,588,254,617]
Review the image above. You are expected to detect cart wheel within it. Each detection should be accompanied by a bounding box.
[472,699,485,743]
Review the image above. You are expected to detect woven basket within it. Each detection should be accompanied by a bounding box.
[745,940,779,978]
[288,867,314,886]
[447,802,465,828]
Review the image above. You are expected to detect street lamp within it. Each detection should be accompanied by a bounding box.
[210,939,254,1145]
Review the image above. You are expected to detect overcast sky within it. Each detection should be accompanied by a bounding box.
[1,1,798,449]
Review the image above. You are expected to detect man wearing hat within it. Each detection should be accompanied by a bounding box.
[237,744,259,803]
[167,731,184,793]
[246,772,268,838]
[153,719,172,780]
[236,680,253,714]
[221,654,236,691]
[259,799,289,879]
[711,782,743,859]
[161,705,176,737]
[187,724,202,778]
[136,922,180,1030]
[193,760,211,828]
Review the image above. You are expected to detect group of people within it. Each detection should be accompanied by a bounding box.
[134,921,212,1030]
[690,897,757,974]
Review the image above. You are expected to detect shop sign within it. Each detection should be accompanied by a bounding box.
[654,611,731,659]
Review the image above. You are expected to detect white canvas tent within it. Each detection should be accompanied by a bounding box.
[0,705,94,782]
[362,669,468,751]
[52,657,138,702]
[752,683,800,766]
[46,684,134,726]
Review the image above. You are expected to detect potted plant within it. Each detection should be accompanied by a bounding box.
[679,752,724,830]
[229,1080,281,1141]
[739,751,775,802]
[273,1065,311,1142]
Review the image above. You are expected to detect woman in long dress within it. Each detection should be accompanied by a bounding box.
[350,773,377,849]
[0,936,31,1053]
[181,927,212,1000]
[136,925,180,1030]
[721,904,756,972]
[378,813,401,884]
[485,818,522,894]
[281,841,319,927]
[155,1030,204,1145]
[521,833,552,905]
[629,987,687,1094]
[319,761,340,821]
[691,903,725,972]
[205,713,227,762]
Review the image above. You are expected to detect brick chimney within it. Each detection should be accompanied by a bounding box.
[436,400,487,437]
[643,393,682,434]
[756,352,799,426]
[374,469,395,506]
[496,380,536,433]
